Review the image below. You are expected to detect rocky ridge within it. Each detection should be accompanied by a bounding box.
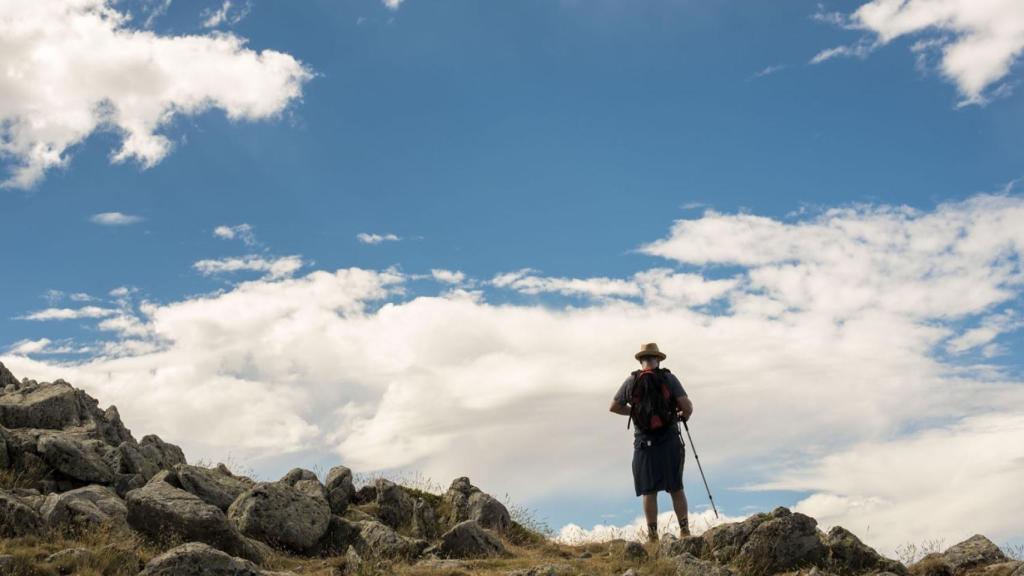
[0,362,1018,576]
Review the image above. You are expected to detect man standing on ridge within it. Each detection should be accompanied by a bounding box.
[609,342,694,543]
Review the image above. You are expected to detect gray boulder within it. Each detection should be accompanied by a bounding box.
[176,464,255,511]
[412,496,439,539]
[114,441,160,480]
[40,484,127,527]
[658,533,705,559]
[674,552,735,576]
[36,434,114,483]
[0,489,44,536]
[0,426,9,469]
[325,465,355,515]
[315,516,362,556]
[355,519,430,560]
[138,434,187,470]
[227,481,331,553]
[437,519,506,559]
[279,468,318,485]
[915,535,1009,576]
[125,481,263,563]
[443,476,512,533]
[731,507,827,575]
[824,525,907,575]
[375,478,414,529]
[138,542,297,576]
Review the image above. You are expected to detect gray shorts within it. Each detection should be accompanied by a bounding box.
[632,428,685,496]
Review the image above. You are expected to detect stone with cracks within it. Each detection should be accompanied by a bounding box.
[40,484,127,527]
[437,519,506,559]
[227,481,331,553]
[138,542,297,576]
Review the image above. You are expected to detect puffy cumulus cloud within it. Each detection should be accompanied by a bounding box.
[814,0,1024,104]
[0,0,313,188]
[3,194,1024,553]
[748,411,1024,552]
[192,255,304,280]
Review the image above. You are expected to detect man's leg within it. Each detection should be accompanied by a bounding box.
[643,493,658,541]
[669,489,689,536]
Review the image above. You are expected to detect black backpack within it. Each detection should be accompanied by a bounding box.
[626,367,678,433]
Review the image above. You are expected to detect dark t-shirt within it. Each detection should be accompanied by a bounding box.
[614,369,687,438]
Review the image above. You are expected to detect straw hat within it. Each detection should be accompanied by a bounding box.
[634,342,666,361]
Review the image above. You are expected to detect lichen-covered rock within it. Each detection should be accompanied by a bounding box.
[314,516,362,556]
[731,507,827,575]
[325,466,355,515]
[138,542,296,576]
[0,374,132,445]
[824,525,907,575]
[176,464,255,511]
[437,519,506,559]
[114,441,160,479]
[37,434,114,483]
[658,533,706,559]
[914,535,1009,576]
[138,434,186,470]
[40,484,127,527]
[0,489,44,537]
[703,510,770,564]
[674,552,735,576]
[126,481,263,563]
[280,468,318,485]
[227,481,331,553]
[443,476,512,533]
[356,519,430,560]
[412,496,439,539]
[375,478,414,529]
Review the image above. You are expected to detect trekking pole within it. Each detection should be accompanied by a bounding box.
[679,418,718,519]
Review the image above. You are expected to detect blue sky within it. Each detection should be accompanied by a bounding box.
[2,0,1024,554]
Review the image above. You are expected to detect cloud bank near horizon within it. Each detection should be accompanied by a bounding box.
[4,193,1024,554]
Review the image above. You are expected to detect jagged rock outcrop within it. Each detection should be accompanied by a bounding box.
[227,481,331,553]
[138,542,296,576]
[125,481,265,563]
[443,476,513,533]
[412,496,439,539]
[437,519,507,559]
[0,363,186,499]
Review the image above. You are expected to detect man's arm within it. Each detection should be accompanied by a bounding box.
[676,395,693,421]
[609,399,631,415]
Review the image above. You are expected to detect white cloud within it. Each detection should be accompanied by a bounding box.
[751,64,787,79]
[193,255,304,280]
[490,267,738,306]
[213,223,257,246]
[6,338,52,355]
[17,306,119,321]
[748,411,1024,552]
[557,509,749,544]
[431,269,466,285]
[0,0,313,188]
[814,0,1024,104]
[201,0,251,28]
[69,293,96,302]
[382,0,403,10]
[4,194,1024,554]
[90,212,144,226]
[945,309,1023,354]
[357,232,401,245]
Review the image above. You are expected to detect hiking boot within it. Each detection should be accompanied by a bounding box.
[647,522,659,543]
[679,519,690,537]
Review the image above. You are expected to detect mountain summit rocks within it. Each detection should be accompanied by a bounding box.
[0,362,1017,576]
